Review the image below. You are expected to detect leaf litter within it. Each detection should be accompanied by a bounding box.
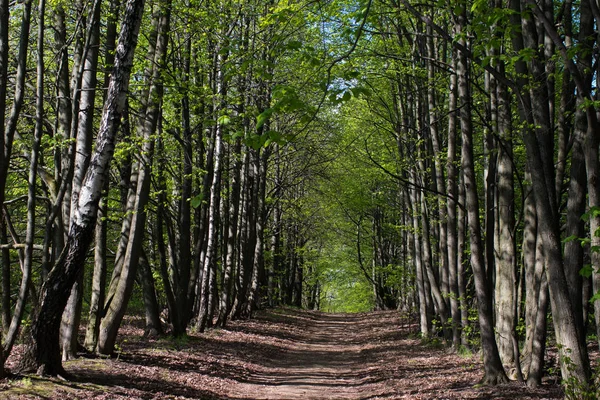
[2,309,564,399]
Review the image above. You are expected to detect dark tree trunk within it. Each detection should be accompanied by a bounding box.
[456,10,507,383]
[84,189,107,352]
[138,253,162,337]
[246,149,269,316]
[172,27,193,335]
[2,0,44,374]
[446,51,460,348]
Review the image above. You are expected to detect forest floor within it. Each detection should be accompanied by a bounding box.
[2,308,564,399]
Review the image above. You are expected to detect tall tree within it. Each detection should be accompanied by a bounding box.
[20,0,146,375]
[455,1,507,383]
[98,0,171,355]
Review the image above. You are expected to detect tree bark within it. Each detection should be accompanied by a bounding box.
[84,189,107,352]
[409,182,429,338]
[138,253,162,337]
[246,149,269,316]
[97,0,170,355]
[19,0,146,375]
[60,1,102,361]
[446,50,460,348]
[217,140,242,327]
[517,0,591,389]
[456,9,507,382]
[197,54,226,330]
[494,64,517,371]
[2,0,44,374]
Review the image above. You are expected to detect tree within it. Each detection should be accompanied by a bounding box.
[97,0,171,356]
[20,0,146,375]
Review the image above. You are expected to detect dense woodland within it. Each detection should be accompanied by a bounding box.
[0,0,599,397]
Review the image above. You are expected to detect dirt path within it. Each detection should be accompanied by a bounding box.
[2,308,563,399]
[227,312,393,399]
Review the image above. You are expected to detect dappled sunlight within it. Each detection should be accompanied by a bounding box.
[2,308,565,399]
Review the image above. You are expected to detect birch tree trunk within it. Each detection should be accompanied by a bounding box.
[84,0,118,352]
[197,44,227,331]
[19,0,145,375]
[61,0,102,361]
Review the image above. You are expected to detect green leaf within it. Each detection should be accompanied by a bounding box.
[580,264,594,278]
[286,40,302,50]
[350,87,371,98]
[256,108,274,130]
[217,115,231,125]
[563,234,579,243]
[590,290,600,304]
[191,194,203,209]
[268,130,282,143]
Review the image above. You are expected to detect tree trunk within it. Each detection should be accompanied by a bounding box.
[516,0,591,389]
[196,32,231,328]
[1,221,9,336]
[155,144,178,333]
[521,93,591,395]
[494,65,517,371]
[1,0,31,203]
[456,11,507,383]
[426,23,449,309]
[85,0,117,354]
[446,48,461,349]
[173,28,193,335]
[230,151,255,319]
[138,253,162,337]
[526,223,549,387]
[563,109,587,343]
[97,1,170,355]
[61,0,102,360]
[420,181,449,337]
[2,0,44,374]
[217,140,242,327]
[0,0,7,183]
[84,189,107,352]
[246,149,269,316]
[409,183,429,338]
[19,0,145,375]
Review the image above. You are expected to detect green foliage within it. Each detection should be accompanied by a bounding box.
[558,345,597,400]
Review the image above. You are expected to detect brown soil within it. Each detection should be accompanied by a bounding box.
[1,308,563,399]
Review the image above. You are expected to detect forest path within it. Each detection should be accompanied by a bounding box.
[3,308,562,399]
[209,309,559,400]
[226,310,395,399]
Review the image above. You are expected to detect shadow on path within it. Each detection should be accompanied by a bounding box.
[3,308,564,399]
